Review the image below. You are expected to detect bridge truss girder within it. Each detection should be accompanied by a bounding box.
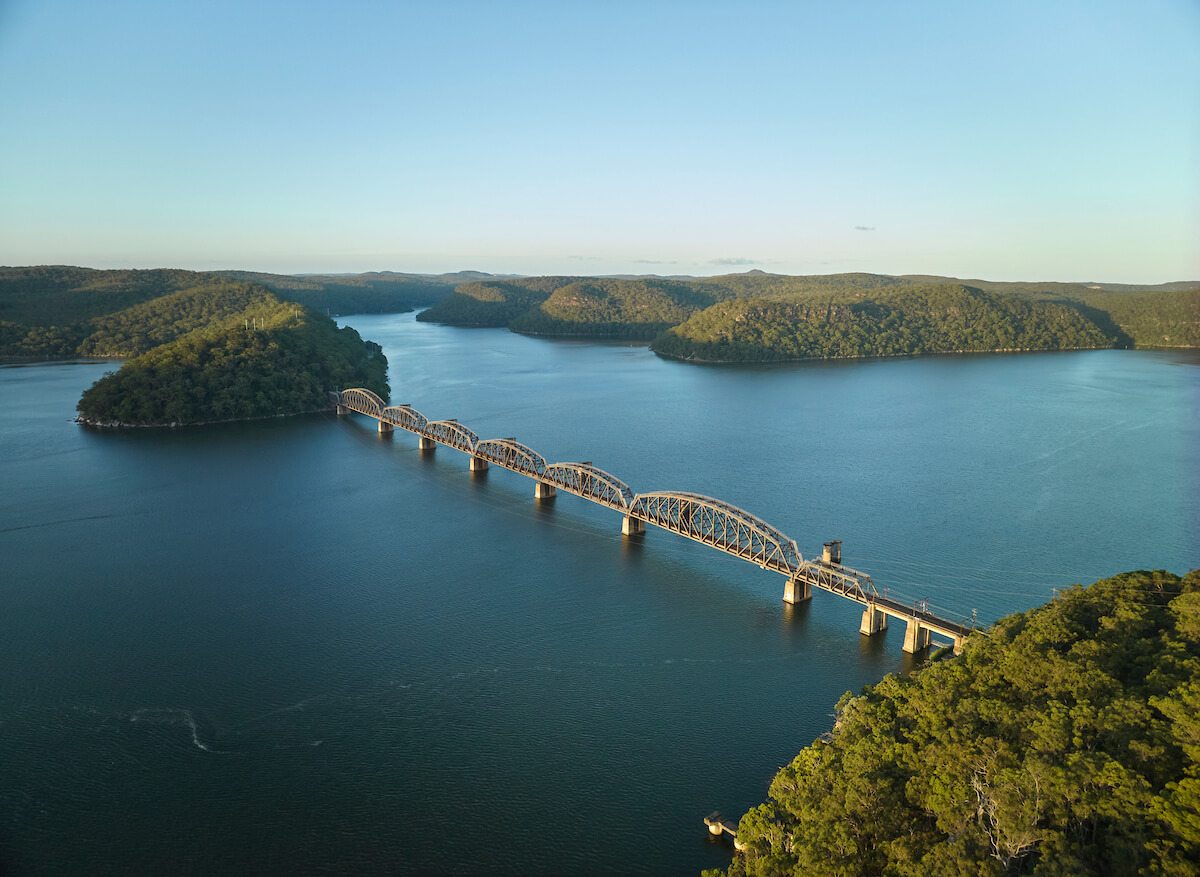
[341,388,386,417]
[630,491,803,573]
[381,404,428,434]
[423,419,479,454]
[476,438,548,478]
[544,462,634,511]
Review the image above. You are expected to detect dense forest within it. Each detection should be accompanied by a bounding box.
[0,266,388,425]
[213,269,457,315]
[707,568,1200,877]
[509,278,741,339]
[0,268,289,359]
[415,276,584,326]
[902,276,1200,350]
[412,270,1198,359]
[76,305,387,426]
[654,284,1113,362]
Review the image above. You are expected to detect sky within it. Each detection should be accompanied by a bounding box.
[0,0,1197,283]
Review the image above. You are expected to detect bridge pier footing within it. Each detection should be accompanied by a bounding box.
[783,576,812,604]
[378,420,393,434]
[903,619,931,654]
[336,405,348,416]
[470,456,489,472]
[418,436,435,451]
[860,605,888,636]
[535,482,556,500]
[622,515,645,536]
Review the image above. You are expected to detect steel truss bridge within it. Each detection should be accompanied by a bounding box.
[334,388,974,653]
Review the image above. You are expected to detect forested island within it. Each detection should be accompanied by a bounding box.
[705,568,1200,877]
[416,271,1199,362]
[0,267,388,426]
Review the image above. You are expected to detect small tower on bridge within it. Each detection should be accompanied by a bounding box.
[823,540,842,565]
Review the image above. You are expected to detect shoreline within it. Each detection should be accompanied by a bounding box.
[74,405,334,430]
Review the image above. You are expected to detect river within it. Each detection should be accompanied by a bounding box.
[1,313,1196,875]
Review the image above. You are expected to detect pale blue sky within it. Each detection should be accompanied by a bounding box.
[1,0,1196,282]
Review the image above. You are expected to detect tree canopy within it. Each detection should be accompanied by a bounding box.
[76,302,387,426]
[413,271,1198,358]
[0,266,389,426]
[710,568,1200,877]
[655,284,1114,362]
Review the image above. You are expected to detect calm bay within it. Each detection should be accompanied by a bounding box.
[1,312,1196,875]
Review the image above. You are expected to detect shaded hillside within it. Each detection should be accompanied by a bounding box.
[418,272,907,335]
[0,266,388,426]
[1,269,282,360]
[654,284,1113,362]
[0,266,214,327]
[1069,288,1200,349]
[212,270,454,315]
[900,275,1200,349]
[508,278,737,339]
[77,301,387,426]
[712,568,1200,877]
[415,277,583,326]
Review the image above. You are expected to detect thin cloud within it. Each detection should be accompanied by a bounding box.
[854,226,876,232]
[633,259,677,265]
[567,255,602,261]
[709,257,757,266]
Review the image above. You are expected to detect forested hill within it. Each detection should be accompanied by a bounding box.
[712,568,1200,877]
[417,272,908,338]
[0,266,388,426]
[76,301,387,426]
[653,284,1113,362]
[213,270,456,315]
[899,275,1200,349]
[414,276,585,327]
[508,278,741,339]
[414,271,1198,356]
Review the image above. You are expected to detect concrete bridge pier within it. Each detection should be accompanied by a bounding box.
[378,420,393,434]
[860,605,888,636]
[336,405,348,416]
[470,456,489,472]
[418,436,436,451]
[622,515,645,536]
[903,619,931,654]
[534,482,556,500]
[783,576,812,604]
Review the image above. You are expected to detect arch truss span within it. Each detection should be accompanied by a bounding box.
[544,462,633,511]
[381,404,428,434]
[476,438,547,478]
[630,492,803,573]
[340,388,386,418]
[423,420,479,454]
